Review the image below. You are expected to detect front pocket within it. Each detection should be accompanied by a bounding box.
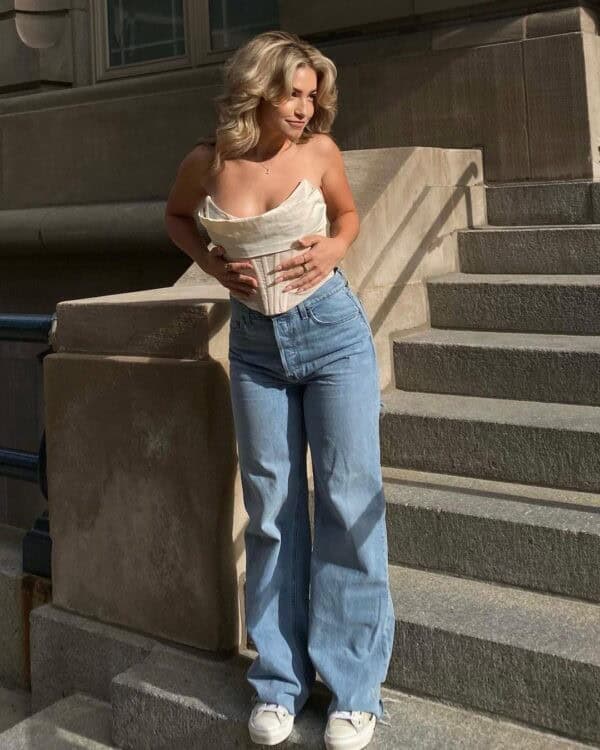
[307,288,361,325]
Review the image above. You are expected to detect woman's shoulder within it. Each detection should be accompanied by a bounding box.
[305,133,342,171]
[303,133,342,181]
[194,135,216,147]
[307,132,339,156]
[176,140,216,187]
[191,137,216,162]
[167,140,216,214]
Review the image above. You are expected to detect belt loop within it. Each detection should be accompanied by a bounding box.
[298,302,308,319]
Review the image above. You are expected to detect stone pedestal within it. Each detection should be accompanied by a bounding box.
[45,287,245,651]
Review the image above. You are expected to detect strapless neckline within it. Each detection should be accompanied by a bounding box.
[204,178,323,221]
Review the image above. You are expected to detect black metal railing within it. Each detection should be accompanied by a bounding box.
[1,313,55,578]
[0,447,40,482]
[0,314,56,342]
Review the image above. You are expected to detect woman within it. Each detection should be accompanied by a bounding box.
[164,30,395,750]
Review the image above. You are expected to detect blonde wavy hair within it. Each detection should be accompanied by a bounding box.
[196,30,338,174]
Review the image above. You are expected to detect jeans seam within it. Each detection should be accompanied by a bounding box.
[346,288,370,326]
[306,287,361,325]
[354,298,376,346]
[307,307,361,326]
[291,468,305,706]
[302,277,347,311]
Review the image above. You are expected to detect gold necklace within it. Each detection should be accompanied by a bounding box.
[257,141,294,175]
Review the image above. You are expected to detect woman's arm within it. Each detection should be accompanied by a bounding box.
[164,146,257,296]
[320,134,360,257]
[164,145,215,275]
[276,134,360,293]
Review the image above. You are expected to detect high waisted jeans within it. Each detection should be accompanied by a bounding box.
[228,266,395,719]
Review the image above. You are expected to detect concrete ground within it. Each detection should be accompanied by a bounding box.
[0,685,30,733]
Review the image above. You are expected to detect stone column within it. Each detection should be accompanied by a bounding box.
[44,285,246,651]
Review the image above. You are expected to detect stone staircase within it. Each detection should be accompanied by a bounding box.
[1,636,593,749]
[379,178,600,746]
[2,179,600,748]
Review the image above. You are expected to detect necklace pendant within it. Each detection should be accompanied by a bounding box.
[264,167,270,175]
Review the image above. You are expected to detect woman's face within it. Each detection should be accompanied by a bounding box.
[258,64,318,140]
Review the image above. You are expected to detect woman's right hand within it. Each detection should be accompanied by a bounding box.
[205,245,258,297]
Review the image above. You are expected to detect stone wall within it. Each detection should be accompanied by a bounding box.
[0,6,597,189]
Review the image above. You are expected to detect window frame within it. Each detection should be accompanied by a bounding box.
[91,0,234,83]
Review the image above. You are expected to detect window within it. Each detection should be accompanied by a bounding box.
[107,1,186,67]
[208,0,279,52]
[93,0,280,82]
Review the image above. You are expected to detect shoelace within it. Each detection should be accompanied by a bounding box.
[254,702,288,720]
[329,710,365,729]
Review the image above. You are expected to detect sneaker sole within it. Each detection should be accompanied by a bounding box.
[248,716,294,746]
[324,715,376,750]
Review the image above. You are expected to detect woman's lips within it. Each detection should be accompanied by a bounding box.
[286,120,305,129]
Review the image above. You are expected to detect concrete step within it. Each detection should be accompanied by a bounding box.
[110,642,594,749]
[393,328,600,405]
[386,564,600,745]
[0,692,116,749]
[0,685,30,734]
[379,389,600,492]
[458,225,600,274]
[485,179,600,226]
[427,273,600,334]
[382,466,600,603]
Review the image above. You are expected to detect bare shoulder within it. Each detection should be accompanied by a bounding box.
[308,132,341,161]
[307,134,355,217]
[165,142,215,217]
[182,142,215,177]
[307,134,345,186]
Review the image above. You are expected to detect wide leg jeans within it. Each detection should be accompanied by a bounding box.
[228,266,395,719]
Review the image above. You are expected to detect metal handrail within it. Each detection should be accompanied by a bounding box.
[1,314,53,576]
[0,313,53,496]
[0,313,55,342]
[0,447,39,483]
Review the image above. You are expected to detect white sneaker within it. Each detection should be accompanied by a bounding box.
[248,701,294,745]
[324,710,377,750]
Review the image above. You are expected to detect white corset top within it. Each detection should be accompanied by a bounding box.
[196,178,334,316]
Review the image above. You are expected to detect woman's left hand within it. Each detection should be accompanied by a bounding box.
[272,234,347,293]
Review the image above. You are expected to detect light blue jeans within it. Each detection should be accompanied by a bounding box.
[228,266,395,720]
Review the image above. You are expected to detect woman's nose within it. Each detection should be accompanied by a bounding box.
[295,99,307,117]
